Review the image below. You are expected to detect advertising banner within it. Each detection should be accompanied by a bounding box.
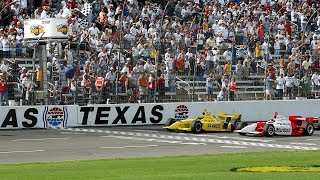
[0,106,77,129]
[68,100,320,127]
[24,18,71,40]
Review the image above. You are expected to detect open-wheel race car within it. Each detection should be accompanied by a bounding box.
[164,109,241,133]
[234,112,316,136]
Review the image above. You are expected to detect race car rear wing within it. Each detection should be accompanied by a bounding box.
[216,112,242,121]
[288,116,318,123]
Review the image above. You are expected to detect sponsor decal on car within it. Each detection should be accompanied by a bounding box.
[276,128,291,133]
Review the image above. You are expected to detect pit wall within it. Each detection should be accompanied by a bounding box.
[0,100,318,129]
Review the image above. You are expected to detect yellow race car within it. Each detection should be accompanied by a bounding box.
[164,109,242,133]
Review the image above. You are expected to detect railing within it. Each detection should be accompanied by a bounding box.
[2,44,320,106]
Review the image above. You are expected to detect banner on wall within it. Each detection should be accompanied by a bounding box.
[1,100,320,129]
[0,106,77,129]
[24,18,71,40]
[69,100,320,127]
[71,103,202,127]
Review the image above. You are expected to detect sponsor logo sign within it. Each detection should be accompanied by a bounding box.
[43,107,68,128]
[30,25,44,36]
[79,105,164,125]
[174,105,189,120]
[56,24,68,35]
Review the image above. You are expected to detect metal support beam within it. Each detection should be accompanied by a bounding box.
[40,43,49,105]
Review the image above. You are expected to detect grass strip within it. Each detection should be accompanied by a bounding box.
[0,151,320,179]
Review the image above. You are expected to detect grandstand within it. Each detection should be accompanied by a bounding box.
[0,0,320,106]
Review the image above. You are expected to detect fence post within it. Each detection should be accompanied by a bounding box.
[40,43,49,105]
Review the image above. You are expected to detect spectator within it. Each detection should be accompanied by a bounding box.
[1,0,319,104]
[138,72,148,102]
[229,77,237,101]
[125,75,134,103]
[147,73,156,103]
[265,73,274,100]
[224,60,232,78]
[206,73,215,101]
[276,73,285,100]
[301,73,311,98]
[157,74,165,102]
[311,71,320,98]
[284,74,294,99]
[0,73,8,106]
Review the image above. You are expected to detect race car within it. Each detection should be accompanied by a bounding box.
[234,112,316,136]
[164,109,241,133]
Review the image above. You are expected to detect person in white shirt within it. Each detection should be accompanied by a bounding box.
[276,73,285,100]
[2,36,10,58]
[223,48,232,62]
[311,71,320,97]
[206,73,215,101]
[143,59,154,74]
[55,9,64,18]
[0,60,9,72]
[61,5,72,18]
[98,48,108,62]
[285,74,294,99]
[197,29,205,50]
[121,63,131,75]
[310,36,319,57]
[88,23,100,36]
[40,7,49,19]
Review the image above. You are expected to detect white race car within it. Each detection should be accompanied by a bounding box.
[234,112,315,136]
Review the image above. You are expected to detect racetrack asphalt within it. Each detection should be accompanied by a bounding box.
[1,125,320,164]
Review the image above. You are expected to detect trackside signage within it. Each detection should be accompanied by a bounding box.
[76,104,166,126]
[0,106,77,129]
[70,100,320,127]
[1,100,320,129]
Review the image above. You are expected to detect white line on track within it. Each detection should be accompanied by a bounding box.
[100,145,159,149]
[60,132,86,135]
[134,130,159,133]
[221,146,247,149]
[219,136,275,143]
[0,150,45,154]
[180,142,207,145]
[306,138,320,141]
[102,135,184,144]
[11,137,70,142]
[290,142,317,146]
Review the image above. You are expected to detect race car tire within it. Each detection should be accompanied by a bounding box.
[229,119,237,132]
[235,122,248,130]
[302,123,314,136]
[238,132,247,136]
[191,120,202,133]
[165,118,177,132]
[165,118,176,126]
[263,124,275,137]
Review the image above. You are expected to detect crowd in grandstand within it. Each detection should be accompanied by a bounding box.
[0,0,320,105]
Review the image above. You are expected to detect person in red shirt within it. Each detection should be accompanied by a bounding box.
[119,72,128,93]
[284,21,292,35]
[157,74,165,102]
[0,74,8,106]
[229,78,237,101]
[257,24,264,42]
[66,0,76,9]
